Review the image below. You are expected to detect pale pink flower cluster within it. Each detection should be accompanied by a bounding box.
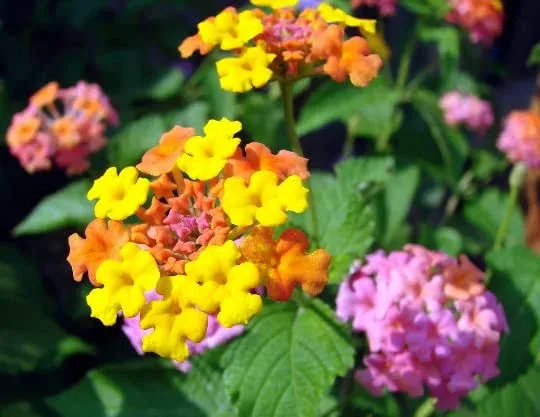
[336,245,508,410]
[439,91,494,135]
[6,81,118,175]
[351,0,397,16]
[122,291,243,372]
[497,110,540,168]
[446,0,503,46]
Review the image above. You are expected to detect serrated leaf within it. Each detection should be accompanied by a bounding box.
[528,42,540,67]
[108,114,166,168]
[0,299,92,373]
[463,188,525,250]
[223,299,354,417]
[164,101,209,134]
[335,156,395,192]
[486,247,540,386]
[13,180,93,236]
[47,360,205,417]
[297,77,400,139]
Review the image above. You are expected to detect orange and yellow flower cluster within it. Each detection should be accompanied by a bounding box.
[179,0,382,92]
[67,118,331,362]
[6,81,118,174]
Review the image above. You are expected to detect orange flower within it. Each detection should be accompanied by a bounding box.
[137,126,195,176]
[226,142,309,182]
[444,255,485,301]
[67,219,129,286]
[52,116,79,148]
[240,227,331,301]
[30,82,59,108]
[179,34,213,58]
[6,116,41,147]
[150,174,177,199]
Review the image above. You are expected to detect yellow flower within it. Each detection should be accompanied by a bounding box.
[87,167,150,220]
[185,241,263,327]
[198,9,263,50]
[140,276,208,362]
[216,47,276,93]
[317,3,377,33]
[176,118,242,180]
[222,170,308,227]
[86,242,160,326]
[250,0,299,8]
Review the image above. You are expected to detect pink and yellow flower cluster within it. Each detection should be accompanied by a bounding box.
[337,245,508,410]
[497,110,540,168]
[440,91,494,135]
[6,81,118,175]
[179,0,382,92]
[67,118,331,363]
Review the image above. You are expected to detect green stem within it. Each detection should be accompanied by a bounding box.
[343,115,359,159]
[279,81,319,244]
[413,398,436,417]
[396,33,417,91]
[493,163,527,251]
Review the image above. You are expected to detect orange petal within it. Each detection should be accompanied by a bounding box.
[136,126,195,176]
[178,34,212,58]
[67,219,129,286]
[30,82,59,107]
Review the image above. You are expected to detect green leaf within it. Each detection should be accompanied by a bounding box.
[144,68,185,101]
[0,299,92,373]
[486,247,540,386]
[410,89,469,185]
[297,77,400,138]
[419,225,463,255]
[335,156,395,191]
[180,350,236,417]
[13,180,94,236]
[0,245,46,308]
[239,93,288,151]
[470,149,507,182]
[108,114,166,168]
[528,42,540,67]
[0,402,41,417]
[401,0,450,17]
[375,165,420,247]
[47,360,205,417]
[194,57,237,119]
[463,188,525,250]
[223,299,354,417]
[164,101,209,134]
[418,24,460,76]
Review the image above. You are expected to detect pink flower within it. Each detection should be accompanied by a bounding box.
[336,245,508,410]
[446,0,503,46]
[497,110,540,168]
[351,0,398,16]
[6,81,117,175]
[440,91,494,135]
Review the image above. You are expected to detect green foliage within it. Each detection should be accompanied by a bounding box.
[143,68,185,101]
[47,360,205,417]
[486,247,540,386]
[528,43,540,66]
[14,180,94,236]
[223,299,354,417]
[401,0,451,18]
[417,24,460,77]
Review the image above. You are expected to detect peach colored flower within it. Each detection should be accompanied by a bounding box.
[30,82,59,107]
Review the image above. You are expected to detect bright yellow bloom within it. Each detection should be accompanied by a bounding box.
[198,9,263,50]
[176,118,241,180]
[222,170,308,227]
[140,276,208,362]
[250,0,299,8]
[185,241,263,327]
[216,47,276,93]
[86,242,160,326]
[317,3,377,33]
[87,167,150,220]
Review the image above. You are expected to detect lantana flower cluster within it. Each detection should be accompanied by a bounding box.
[179,0,382,92]
[67,117,331,363]
[336,245,508,410]
[351,0,398,16]
[440,91,494,135]
[446,0,504,45]
[6,81,118,175]
[497,110,540,168]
